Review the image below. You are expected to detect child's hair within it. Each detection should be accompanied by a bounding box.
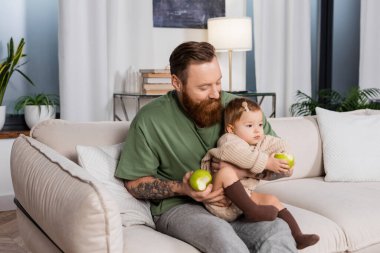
[224,98,262,131]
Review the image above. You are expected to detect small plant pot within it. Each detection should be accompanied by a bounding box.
[24,105,56,129]
[0,105,5,131]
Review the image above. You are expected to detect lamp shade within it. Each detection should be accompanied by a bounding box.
[207,17,252,52]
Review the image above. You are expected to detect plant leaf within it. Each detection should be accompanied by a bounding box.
[14,69,35,86]
[290,88,380,116]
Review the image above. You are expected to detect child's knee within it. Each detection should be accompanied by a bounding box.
[214,166,240,187]
[266,194,280,205]
[217,166,238,179]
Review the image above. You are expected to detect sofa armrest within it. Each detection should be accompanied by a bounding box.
[11,135,123,253]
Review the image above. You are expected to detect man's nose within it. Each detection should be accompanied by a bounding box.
[209,84,220,99]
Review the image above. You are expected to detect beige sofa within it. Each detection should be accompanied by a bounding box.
[10,116,380,253]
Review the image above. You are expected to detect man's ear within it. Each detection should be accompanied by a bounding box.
[172,75,182,92]
[226,124,234,133]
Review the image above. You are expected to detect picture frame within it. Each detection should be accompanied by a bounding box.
[153,0,225,29]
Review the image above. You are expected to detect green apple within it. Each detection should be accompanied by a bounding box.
[274,153,295,169]
[189,169,212,191]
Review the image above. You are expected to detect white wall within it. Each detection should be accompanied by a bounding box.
[0,139,16,211]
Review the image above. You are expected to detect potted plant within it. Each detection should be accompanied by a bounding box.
[290,88,380,116]
[0,38,34,130]
[14,93,59,129]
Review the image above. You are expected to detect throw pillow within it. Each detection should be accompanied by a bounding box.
[316,107,380,181]
[76,143,155,228]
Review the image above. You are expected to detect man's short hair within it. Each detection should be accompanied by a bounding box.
[169,41,216,85]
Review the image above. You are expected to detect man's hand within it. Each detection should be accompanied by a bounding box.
[266,153,290,174]
[210,157,222,173]
[180,171,229,206]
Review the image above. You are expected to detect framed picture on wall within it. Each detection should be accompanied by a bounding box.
[153,0,225,29]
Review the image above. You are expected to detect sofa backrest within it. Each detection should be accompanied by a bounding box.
[31,119,130,163]
[268,116,324,179]
[32,117,324,179]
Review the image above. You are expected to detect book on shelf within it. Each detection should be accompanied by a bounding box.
[144,89,173,95]
[139,68,170,74]
[142,72,171,78]
[143,77,171,84]
[143,84,173,90]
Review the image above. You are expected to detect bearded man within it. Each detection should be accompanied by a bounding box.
[115,41,297,253]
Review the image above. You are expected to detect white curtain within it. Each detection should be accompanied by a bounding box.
[253,0,311,117]
[359,0,380,90]
[59,0,129,121]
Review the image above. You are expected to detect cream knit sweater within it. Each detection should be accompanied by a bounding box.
[201,133,289,191]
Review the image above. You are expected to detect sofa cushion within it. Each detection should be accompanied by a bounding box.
[316,107,380,181]
[256,177,380,252]
[267,116,323,179]
[31,119,130,163]
[76,143,155,228]
[284,204,347,253]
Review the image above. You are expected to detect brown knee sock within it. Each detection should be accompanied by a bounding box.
[224,181,278,222]
[278,208,320,249]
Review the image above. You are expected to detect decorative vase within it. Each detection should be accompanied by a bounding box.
[24,105,56,129]
[0,105,5,131]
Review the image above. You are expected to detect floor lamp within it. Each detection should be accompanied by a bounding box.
[207,17,252,92]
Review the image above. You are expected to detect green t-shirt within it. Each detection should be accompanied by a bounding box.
[115,90,276,216]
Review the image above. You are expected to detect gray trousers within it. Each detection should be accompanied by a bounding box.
[154,203,297,253]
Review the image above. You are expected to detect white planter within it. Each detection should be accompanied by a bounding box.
[24,105,56,129]
[0,105,5,131]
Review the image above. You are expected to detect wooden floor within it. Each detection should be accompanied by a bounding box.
[0,210,30,253]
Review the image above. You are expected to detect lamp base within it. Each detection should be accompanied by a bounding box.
[228,49,232,92]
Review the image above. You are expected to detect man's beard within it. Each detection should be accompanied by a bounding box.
[181,89,222,128]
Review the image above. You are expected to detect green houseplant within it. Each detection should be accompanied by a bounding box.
[0,38,34,130]
[290,88,380,116]
[14,93,59,129]
[0,38,34,105]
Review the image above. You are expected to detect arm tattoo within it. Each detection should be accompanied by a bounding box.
[127,178,182,200]
[254,170,291,181]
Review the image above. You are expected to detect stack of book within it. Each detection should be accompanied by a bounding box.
[140,69,174,95]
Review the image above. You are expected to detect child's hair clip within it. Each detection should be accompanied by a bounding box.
[242,101,250,112]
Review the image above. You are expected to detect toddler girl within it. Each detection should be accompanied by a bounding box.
[201,98,319,250]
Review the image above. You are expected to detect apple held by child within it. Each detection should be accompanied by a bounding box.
[189,169,212,191]
[274,153,295,169]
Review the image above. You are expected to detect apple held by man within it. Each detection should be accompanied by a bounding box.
[189,169,213,191]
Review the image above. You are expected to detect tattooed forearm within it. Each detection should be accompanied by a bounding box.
[126,177,182,200]
[254,170,291,181]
